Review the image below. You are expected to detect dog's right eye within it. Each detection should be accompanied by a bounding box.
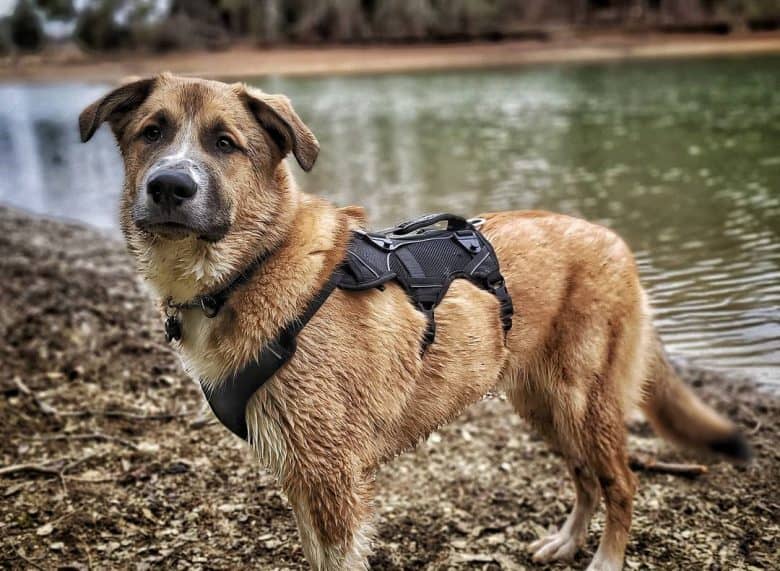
[143,125,162,143]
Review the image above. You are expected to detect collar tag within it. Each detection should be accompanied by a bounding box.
[165,314,182,343]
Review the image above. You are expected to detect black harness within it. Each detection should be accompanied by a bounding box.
[168,213,513,440]
[341,213,513,349]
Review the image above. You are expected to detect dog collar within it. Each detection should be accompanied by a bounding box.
[163,246,277,343]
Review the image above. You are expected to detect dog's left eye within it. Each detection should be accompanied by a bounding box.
[216,136,236,153]
[143,125,162,143]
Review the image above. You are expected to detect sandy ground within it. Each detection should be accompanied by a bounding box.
[2,34,780,83]
[0,205,778,570]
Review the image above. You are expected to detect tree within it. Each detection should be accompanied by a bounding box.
[37,0,76,21]
[74,0,130,51]
[10,0,44,51]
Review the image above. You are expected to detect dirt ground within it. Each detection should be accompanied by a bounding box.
[0,205,777,570]
[2,33,780,83]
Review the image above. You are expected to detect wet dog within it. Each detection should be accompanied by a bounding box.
[80,73,750,570]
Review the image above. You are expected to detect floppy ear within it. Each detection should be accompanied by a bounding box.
[79,77,156,143]
[241,87,320,172]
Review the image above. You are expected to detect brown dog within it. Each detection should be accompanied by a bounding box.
[79,73,750,570]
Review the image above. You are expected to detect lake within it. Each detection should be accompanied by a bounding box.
[0,56,778,386]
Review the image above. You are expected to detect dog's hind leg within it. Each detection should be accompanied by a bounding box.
[289,471,375,571]
[506,383,600,563]
[509,374,635,570]
[580,398,637,571]
[502,365,599,564]
[528,458,601,563]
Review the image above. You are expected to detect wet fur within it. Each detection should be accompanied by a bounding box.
[81,74,750,571]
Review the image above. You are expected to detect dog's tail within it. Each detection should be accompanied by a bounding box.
[639,335,752,462]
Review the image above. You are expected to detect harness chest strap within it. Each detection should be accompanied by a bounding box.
[199,269,344,441]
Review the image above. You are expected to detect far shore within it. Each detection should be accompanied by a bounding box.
[3,32,780,83]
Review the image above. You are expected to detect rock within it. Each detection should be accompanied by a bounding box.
[36,522,54,536]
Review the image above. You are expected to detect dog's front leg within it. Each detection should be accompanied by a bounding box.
[289,472,376,570]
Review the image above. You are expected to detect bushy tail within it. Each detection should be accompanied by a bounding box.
[640,336,752,462]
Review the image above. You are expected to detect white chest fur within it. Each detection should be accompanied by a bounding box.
[176,310,226,383]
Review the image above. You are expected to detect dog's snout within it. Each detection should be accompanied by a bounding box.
[147,170,198,205]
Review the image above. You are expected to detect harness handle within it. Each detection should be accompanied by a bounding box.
[392,212,470,235]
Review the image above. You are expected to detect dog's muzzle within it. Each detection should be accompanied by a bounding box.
[133,159,228,240]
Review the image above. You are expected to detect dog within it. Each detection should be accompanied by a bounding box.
[79,73,750,570]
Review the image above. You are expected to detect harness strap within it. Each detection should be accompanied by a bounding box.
[199,269,344,440]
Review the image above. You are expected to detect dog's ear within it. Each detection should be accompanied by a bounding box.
[79,77,156,143]
[240,86,319,172]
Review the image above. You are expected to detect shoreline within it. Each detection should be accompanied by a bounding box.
[3,32,780,83]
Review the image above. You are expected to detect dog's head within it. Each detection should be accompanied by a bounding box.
[79,73,318,282]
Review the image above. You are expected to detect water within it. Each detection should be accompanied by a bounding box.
[0,56,778,385]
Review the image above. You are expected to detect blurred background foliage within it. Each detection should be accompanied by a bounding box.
[0,0,779,55]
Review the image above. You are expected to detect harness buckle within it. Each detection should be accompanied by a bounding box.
[454,229,482,254]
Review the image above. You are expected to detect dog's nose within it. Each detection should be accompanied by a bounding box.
[147,170,197,204]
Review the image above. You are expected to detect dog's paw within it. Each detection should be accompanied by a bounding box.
[528,530,581,563]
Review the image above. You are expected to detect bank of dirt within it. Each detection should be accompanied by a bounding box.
[0,206,777,570]
[2,34,780,83]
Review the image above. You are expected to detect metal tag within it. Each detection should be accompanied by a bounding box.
[165,315,182,343]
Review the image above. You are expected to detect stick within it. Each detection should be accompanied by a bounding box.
[0,463,62,477]
[65,475,117,484]
[629,455,708,477]
[80,539,94,571]
[63,452,103,473]
[13,377,58,416]
[15,550,46,571]
[31,433,139,451]
[58,409,192,421]
[0,452,104,479]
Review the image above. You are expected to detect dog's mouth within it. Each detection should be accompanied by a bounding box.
[136,218,230,243]
[139,220,196,241]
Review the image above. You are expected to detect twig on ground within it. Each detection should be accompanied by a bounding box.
[629,454,708,477]
[31,432,140,451]
[15,550,46,571]
[1,451,106,495]
[0,463,62,477]
[62,452,107,476]
[80,538,94,571]
[13,377,59,416]
[65,475,117,484]
[58,408,193,421]
[189,414,216,430]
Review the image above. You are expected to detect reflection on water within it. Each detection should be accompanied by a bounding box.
[0,57,778,385]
